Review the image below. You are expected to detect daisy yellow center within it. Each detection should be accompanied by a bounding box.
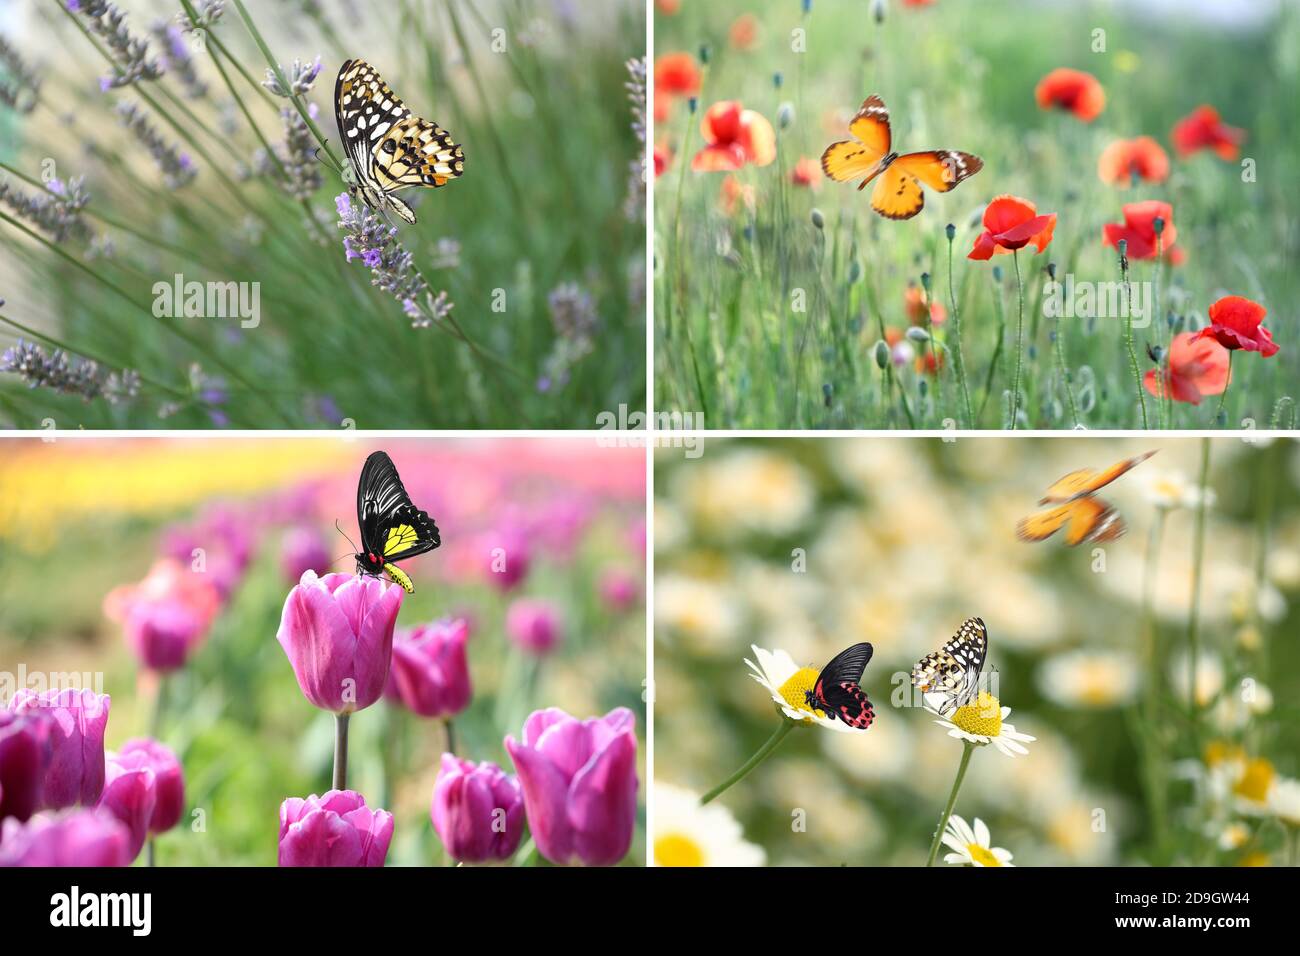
[967,843,1001,866]
[951,692,1002,737]
[1233,758,1275,804]
[654,833,704,867]
[778,666,826,718]
[1204,741,1245,767]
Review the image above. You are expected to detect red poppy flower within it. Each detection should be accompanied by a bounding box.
[1144,332,1230,405]
[1192,296,1279,357]
[718,175,755,216]
[653,144,672,179]
[655,0,681,14]
[692,101,776,172]
[790,157,820,189]
[1172,105,1244,160]
[729,14,759,50]
[1035,68,1105,122]
[653,52,700,122]
[904,283,946,326]
[1102,199,1184,262]
[968,195,1056,260]
[1098,136,1170,187]
[903,0,938,6]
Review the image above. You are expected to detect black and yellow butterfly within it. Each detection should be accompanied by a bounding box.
[911,617,989,718]
[334,59,464,224]
[821,94,982,220]
[1016,450,1156,546]
[354,451,440,593]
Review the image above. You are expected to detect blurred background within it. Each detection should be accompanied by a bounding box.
[0,437,647,864]
[0,0,645,427]
[654,437,1300,865]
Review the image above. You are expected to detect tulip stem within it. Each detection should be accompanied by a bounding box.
[445,719,456,757]
[1009,250,1026,429]
[926,741,975,867]
[148,839,156,868]
[700,718,795,805]
[150,674,168,740]
[333,714,350,791]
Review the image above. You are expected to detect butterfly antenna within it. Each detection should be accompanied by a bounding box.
[334,518,360,553]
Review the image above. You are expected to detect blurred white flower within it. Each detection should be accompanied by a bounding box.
[1168,651,1224,708]
[1138,469,1215,511]
[1268,778,1300,827]
[1216,821,1251,851]
[655,574,740,654]
[652,783,766,867]
[673,449,814,538]
[1036,649,1139,708]
[1267,546,1300,589]
[942,814,1014,867]
[1212,679,1273,730]
[821,709,914,783]
[653,500,687,553]
[744,644,859,733]
[932,691,1035,757]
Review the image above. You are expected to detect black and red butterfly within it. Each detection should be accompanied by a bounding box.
[805,642,875,730]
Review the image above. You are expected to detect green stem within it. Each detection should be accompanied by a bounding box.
[1186,438,1212,724]
[445,719,456,757]
[1010,251,1025,429]
[1215,352,1233,425]
[150,673,168,739]
[1121,255,1149,428]
[926,741,975,866]
[1137,509,1168,857]
[700,719,796,805]
[977,275,1007,424]
[333,713,350,791]
[946,236,973,428]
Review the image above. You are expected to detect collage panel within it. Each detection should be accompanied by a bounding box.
[653,0,1297,429]
[0,0,646,429]
[0,437,647,866]
[653,436,1299,866]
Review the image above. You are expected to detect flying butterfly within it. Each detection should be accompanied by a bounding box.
[1016,450,1156,547]
[334,58,464,224]
[353,451,440,593]
[911,617,989,718]
[821,94,983,220]
[804,642,876,729]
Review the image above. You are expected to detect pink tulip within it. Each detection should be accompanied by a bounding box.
[505,599,563,655]
[97,752,156,861]
[431,754,525,863]
[385,619,472,719]
[0,709,51,823]
[276,571,405,714]
[505,707,638,866]
[278,790,393,867]
[482,527,531,592]
[0,809,132,866]
[281,526,333,583]
[118,738,184,834]
[9,689,110,809]
[123,598,209,672]
[599,568,640,612]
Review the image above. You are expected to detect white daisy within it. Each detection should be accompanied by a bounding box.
[744,644,859,733]
[941,814,1014,867]
[1138,469,1215,512]
[1036,649,1139,709]
[652,783,766,867]
[932,691,1036,757]
[1268,778,1300,827]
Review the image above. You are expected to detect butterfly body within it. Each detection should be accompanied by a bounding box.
[821,94,982,220]
[805,642,875,729]
[335,59,464,224]
[355,451,440,593]
[1017,451,1156,546]
[912,617,989,717]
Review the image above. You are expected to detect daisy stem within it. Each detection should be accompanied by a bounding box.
[1185,438,1212,726]
[1214,352,1233,425]
[926,740,974,867]
[1010,250,1025,430]
[1137,508,1169,858]
[946,235,974,429]
[700,718,795,806]
[333,713,350,791]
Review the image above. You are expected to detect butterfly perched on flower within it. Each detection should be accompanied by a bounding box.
[354,451,440,593]
[1016,451,1156,546]
[334,59,464,224]
[805,642,875,729]
[821,94,983,220]
[911,617,988,718]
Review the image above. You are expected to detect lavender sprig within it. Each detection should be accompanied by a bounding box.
[0,32,42,112]
[151,20,207,99]
[0,175,92,243]
[116,101,197,189]
[176,0,225,31]
[623,56,646,223]
[67,1,163,91]
[538,282,598,392]
[257,106,322,200]
[262,56,322,97]
[0,338,137,404]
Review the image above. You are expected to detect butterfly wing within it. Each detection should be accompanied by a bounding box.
[1039,450,1157,503]
[815,642,875,728]
[356,451,441,563]
[870,163,926,220]
[336,59,410,191]
[892,149,983,193]
[372,116,465,189]
[1016,497,1125,546]
[821,95,892,188]
[911,617,988,716]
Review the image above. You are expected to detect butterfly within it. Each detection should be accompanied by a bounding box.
[1016,450,1156,546]
[911,617,989,718]
[804,642,876,729]
[821,94,983,220]
[334,58,464,225]
[354,451,440,593]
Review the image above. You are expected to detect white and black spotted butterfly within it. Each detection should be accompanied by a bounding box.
[911,617,989,717]
[334,59,464,225]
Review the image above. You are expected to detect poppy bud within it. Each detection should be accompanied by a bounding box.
[1152,216,1165,236]
[945,223,956,241]
[920,272,931,294]
[822,383,833,407]
[777,102,795,129]
[871,0,886,24]
[699,44,711,65]
[906,327,930,343]
[811,208,825,230]
[873,340,889,369]
[1047,262,1058,281]
[688,96,697,114]
[992,266,1003,282]
[773,72,783,89]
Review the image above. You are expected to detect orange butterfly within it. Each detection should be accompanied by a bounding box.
[1016,451,1157,546]
[821,95,983,220]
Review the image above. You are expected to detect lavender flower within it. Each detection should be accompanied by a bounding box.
[116,101,197,189]
[0,339,136,405]
[177,0,225,31]
[624,57,646,223]
[68,1,163,90]
[0,175,92,243]
[429,238,461,270]
[538,282,598,391]
[336,192,456,330]
[156,363,226,424]
[257,107,321,201]
[150,21,206,99]
[0,32,41,113]
[263,56,322,98]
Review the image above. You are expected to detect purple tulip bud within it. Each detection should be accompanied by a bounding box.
[280,526,333,583]
[278,790,393,867]
[431,754,525,863]
[0,808,132,867]
[385,619,472,719]
[9,689,110,809]
[505,599,563,655]
[483,528,531,592]
[505,707,638,866]
[124,598,208,672]
[0,709,52,823]
[118,738,184,834]
[276,571,405,714]
[96,753,156,862]
[599,568,640,612]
